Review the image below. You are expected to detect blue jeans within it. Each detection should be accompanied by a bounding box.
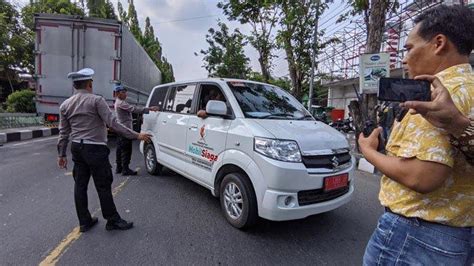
[363,211,472,265]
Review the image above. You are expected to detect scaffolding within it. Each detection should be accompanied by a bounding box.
[317,0,468,82]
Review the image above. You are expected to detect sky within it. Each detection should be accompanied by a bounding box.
[12,0,343,82]
[116,0,264,81]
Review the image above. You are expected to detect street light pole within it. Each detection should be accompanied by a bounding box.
[308,0,320,113]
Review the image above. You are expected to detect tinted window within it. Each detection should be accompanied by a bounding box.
[228,81,312,120]
[149,86,168,109]
[164,84,196,114]
[198,84,226,111]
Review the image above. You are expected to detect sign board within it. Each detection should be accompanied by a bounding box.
[359,53,390,94]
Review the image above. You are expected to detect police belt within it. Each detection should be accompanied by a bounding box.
[72,140,107,146]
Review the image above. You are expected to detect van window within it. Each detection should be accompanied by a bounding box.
[198,84,226,111]
[149,86,168,109]
[164,84,196,114]
[228,81,312,120]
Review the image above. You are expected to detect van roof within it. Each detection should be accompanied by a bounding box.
[153,78,274,88]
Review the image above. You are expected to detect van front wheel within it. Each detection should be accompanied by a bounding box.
[219,173,257,229]
[144,144,162,175]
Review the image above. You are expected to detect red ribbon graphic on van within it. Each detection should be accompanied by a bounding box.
[200,125,206,140]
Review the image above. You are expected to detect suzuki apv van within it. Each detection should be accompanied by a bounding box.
[140,79,355,228]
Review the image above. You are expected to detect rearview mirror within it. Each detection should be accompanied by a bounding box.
[206,100,227,116]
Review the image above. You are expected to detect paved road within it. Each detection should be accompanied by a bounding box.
[0,137,383,265]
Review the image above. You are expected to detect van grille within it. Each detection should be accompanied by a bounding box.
[302,152,351,169]
[297,182,350,206]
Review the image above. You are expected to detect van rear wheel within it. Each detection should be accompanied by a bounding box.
[144,144,162,175]
[219,172,257,229]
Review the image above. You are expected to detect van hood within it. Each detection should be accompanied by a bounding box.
[253,120,350,154]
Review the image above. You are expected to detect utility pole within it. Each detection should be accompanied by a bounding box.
[308,0,320,113]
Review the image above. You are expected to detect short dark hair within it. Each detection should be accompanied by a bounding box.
[73,80,90,90]
[414,5,474,55]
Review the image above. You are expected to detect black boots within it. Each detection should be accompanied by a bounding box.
[106,218,134,231]
[80,217,98,232]
[121,167,137,176]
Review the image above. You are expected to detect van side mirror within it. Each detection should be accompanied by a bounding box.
[206,100,228,116]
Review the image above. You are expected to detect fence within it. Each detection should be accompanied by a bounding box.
[0,113,44,129]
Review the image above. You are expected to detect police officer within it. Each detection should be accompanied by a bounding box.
[57,68,151,232]
[114,85,159,175]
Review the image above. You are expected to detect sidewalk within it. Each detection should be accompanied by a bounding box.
[0,126,58,144]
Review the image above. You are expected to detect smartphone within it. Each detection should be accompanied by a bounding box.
[378,78,431,102]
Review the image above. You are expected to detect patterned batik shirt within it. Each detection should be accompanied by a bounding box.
[451,114,474,165]
[380,64,474,227]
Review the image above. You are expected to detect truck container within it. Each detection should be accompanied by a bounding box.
[34,13,162,125]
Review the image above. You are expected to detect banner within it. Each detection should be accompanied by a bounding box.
[359,53,390,94]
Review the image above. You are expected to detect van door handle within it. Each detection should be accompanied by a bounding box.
[189,125,198,131]
[162,120,167,125]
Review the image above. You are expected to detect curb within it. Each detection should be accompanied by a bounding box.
[0,128,58,144]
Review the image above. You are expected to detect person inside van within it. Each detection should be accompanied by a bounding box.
[197,88,226,118]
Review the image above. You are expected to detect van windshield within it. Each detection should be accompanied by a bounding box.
[227,81,313,120]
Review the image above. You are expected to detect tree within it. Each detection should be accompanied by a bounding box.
[158,57,174,84]
[218,0,279,82]
[341,0,398,53]
[247,71,292,91]
[116,3,174,83]
[127,0,141,40]
[142,17,161,60]
[341,0,398,146]
[20,0,84,73]
[117,1,127,23]
[87,0,117,20]
[141,17,174,83]
[21,0,84,30]
[0,0,31,70]
[276,0,328,101]
[199,22,250,79]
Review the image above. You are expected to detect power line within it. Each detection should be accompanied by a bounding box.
[155,14,220,25]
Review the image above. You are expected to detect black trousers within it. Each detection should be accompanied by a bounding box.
[116,136,133,170]
[71,142,120,225]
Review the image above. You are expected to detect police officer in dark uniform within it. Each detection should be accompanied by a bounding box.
[57,68,151,232]
[114,85,159,175]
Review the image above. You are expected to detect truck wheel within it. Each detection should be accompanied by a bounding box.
[144,144,162,175]
[220,172,258,229]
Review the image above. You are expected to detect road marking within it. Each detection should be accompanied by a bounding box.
[64,172,72,176]
[11,136,56,147]
[39,176,131,266]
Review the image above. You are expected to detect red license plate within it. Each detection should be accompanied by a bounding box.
[324,174,349,192]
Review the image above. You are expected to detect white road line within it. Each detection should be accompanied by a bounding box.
[10,136,57,147]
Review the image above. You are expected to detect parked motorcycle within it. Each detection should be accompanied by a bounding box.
[329,118,354,133]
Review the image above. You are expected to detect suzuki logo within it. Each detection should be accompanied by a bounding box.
[331,156,339,168]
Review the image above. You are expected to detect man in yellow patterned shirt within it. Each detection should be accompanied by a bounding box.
[359,5,473,265]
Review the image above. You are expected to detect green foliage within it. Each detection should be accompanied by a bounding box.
[218,0,279,82]
[87,0,117,20]
[19,0,84,73]
[247,71,291,91]
[117,1,127,23]
[158,57,175,84]
[21,0,84,30]
[0,0,32,70]
[276,0,328,100]
[199,22,251,79]
[6,89,36,113]
[117,2,175,83]
[127,0,141,40]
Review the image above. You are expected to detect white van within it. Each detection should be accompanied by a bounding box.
[140,79,355,229]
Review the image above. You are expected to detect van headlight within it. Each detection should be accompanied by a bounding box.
[254,137,302,163]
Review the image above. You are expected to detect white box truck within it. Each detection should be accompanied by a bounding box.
[34,13,162,128]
